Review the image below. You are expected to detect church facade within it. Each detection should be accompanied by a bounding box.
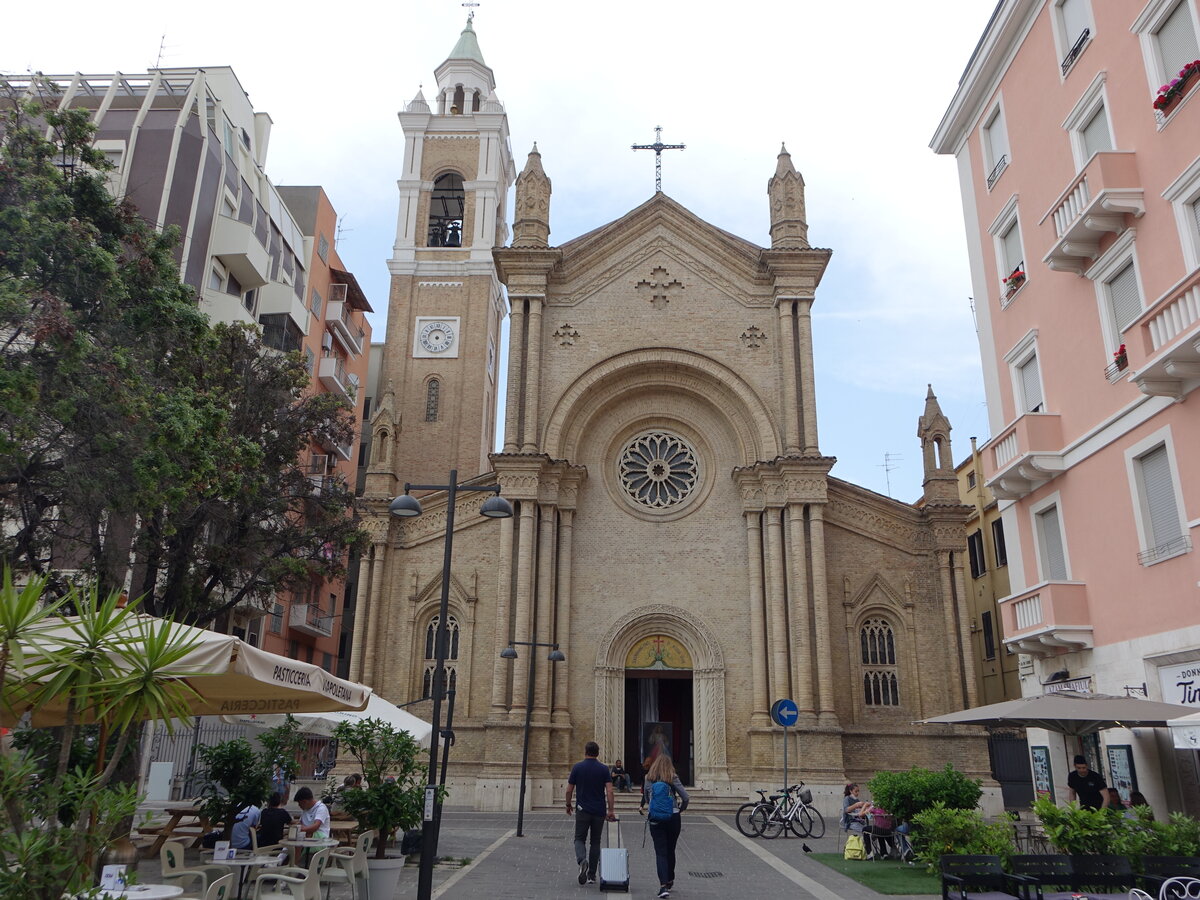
[352,19,994,810]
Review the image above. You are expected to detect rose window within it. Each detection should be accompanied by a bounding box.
[619,432,698,509]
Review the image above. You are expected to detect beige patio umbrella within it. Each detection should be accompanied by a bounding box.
[2,614,371,728]
[918,690,1196,735]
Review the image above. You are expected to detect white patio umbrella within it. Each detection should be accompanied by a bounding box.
[1,614,371,728]
[918,690,1197,735]
[224,693,433,748]
[1168,709,1200,750]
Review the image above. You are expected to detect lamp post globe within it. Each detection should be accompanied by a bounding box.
[480,495,514,518]
[389,494,423,518]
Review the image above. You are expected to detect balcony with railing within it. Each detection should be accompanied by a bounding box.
[1128,268,1200,401]
[999,581,1093,657]
[325,296,365,356]
[289,603,333,638]
[1041,152,1144,275]
[982,412,1065,500]
[258,281,309,334]
[211,214,270,289]
[318,354,359,403]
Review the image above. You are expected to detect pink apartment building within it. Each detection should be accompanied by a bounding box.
[933,0,1200,813]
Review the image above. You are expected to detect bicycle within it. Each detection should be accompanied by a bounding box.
[747,783,825,839]
[735,789,772,837]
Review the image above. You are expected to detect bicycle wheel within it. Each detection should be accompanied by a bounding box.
[787,806,812,838]
[806,806,826,839]
[736,802,762,837]
[757,806,786,839]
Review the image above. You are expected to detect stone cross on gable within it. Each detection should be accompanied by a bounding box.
[635,267,683,310]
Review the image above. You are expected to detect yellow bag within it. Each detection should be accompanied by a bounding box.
[843,833,866,860]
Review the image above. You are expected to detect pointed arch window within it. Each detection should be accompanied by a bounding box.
[425,379,440,422]
[861,617,900,707]
[422,614,460,699]
[428,174,465,247]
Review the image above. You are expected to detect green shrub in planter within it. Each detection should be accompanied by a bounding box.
[867,764,983,825]
[911,803,1015,871]
[332,718,428,859]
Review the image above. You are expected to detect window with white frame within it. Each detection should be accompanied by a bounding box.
[1163,155,1200,270]
[1134,0,1200,102]
[1062,73,1114,170]
[983,104,1010,189]
[1087,230,1142,362]
[1125,432,1190,565]
[1005,330,1046,415]
[990,196,1026,303]
[1034,503,1069,580]
[968,530,987,578]
[1055,0,1093,74]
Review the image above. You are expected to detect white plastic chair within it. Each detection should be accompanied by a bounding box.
[1160,877,1200,899]
[253,846,332,900]
[161,840,231,894]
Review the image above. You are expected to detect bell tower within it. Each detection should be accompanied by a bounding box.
[367,17,517,496]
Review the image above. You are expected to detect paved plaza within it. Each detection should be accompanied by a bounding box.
[140,808,930,899]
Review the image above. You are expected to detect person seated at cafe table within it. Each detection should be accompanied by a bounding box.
[230,802,261,850]
[294,786,330,839]
[257,792,292,847]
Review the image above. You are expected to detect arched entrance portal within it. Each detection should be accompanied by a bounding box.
[594,605,731,791]
[625,635,694,784]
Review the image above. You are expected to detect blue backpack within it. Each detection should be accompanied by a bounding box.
[648,780,673,822]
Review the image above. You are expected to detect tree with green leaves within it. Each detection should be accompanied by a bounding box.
[0,571,203,900]
[331,718,427,858]
[0,92,365,625]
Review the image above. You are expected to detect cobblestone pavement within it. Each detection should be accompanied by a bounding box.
[140,808,932,899]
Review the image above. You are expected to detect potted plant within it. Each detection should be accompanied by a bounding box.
[1003,268,1026,299]
[331,717,428,899]
[1113,343,1128,371]
[0,572,201,900]
[1153,60,1200,114]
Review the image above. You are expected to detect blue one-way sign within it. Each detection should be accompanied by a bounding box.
[770,698,799,727]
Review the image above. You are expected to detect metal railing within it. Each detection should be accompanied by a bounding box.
[1061,28,1090,75]
[1137,535,1192,565]
[987,154,1008,190]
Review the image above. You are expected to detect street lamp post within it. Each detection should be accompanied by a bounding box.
[500,639,565,837]
[390,469,512,900]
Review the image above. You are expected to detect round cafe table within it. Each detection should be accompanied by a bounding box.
[99,885,183,900]
[201,851,283,900]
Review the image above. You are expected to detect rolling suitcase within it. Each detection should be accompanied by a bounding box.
[598,817,629,892]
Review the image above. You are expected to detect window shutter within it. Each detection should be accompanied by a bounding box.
[1003,224,1023,274]
[1061,0,1090,46]
[1139,445,1182,549]
[1107,262,1141,334]
[1019,355,1043,412]
[1037,506,1068,580]
[1158,0,1200,75]
[1191,197,1200,241]
[987,110,1008,165]
[1081,105,1112,159]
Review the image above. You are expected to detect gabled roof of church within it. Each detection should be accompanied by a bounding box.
[556,192,767,276]
[444,17,488,66]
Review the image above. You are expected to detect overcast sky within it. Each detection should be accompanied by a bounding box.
[5,0,1000,501]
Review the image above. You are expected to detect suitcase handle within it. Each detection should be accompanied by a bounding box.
[607,816,621,848]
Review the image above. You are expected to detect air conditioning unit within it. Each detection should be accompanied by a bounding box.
[322,332,333,351]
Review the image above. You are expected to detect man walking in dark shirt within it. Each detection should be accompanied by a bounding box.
[1067,755,1110,810]
[565,741,616,885]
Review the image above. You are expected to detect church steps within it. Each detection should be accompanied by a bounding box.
[537,788,749,815]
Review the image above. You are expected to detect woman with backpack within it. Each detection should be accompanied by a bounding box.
[639,753,689,899]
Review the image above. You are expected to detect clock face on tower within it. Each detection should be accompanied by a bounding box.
[412,316,460,358]
[419,320,455,353]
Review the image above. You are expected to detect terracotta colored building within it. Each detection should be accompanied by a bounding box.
[933,0,1200,813]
